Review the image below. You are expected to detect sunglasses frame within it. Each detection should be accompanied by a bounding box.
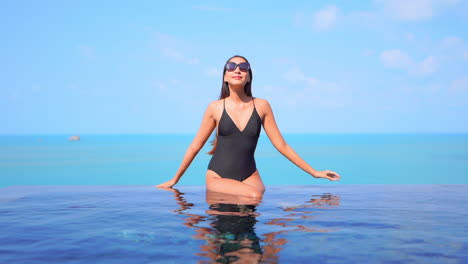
[225,62,250,72]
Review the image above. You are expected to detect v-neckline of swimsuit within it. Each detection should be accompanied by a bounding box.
[222,101,256,133]
[208,98,262,182]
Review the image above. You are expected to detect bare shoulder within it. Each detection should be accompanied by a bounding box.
[253,97,273,119]
[253,97,272,110]
[207,99,224,119]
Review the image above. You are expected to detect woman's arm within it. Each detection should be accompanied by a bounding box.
[260,99,340,181]
[157,102,217,188]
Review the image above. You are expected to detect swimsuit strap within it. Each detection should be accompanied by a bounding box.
[252,97,255,109]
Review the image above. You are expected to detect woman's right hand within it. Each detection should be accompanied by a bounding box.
[313,170,341,181]
[156,178,177,189]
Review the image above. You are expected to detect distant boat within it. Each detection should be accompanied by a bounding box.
[69,135,80,141]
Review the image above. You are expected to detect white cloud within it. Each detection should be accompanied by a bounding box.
[451,77,468,92]
[313,6,338,31]
[380,49,437,76]
[283,67,304,83]
[281,67,345,108]
[375,0,460,21]
[283,67,318,86]
[426,83,442,92]
[7,89,19,102]
[187,58,200,65]
[77,44,96,61]
[153,81,167,92]
[350,11,377,21]
[270,56,295,65]
[440,36,468,61]
[204,67,219,77]
[170,79,182,85]
[416,56,437,75]
[31,84,41,93]
[153,32,199,65]
[262,85,276,93]
[294,11,306,27]
[68,83,78,90]
[380,0,433,21]
[441,36,464,48]
[345,11,379,28]
[406,32,415,41]
[362,49,375,56]
[193,4,233,12]
[161,47,185,61]
[381,49,412,68]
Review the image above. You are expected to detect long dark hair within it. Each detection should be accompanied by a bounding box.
[208,55,253,155]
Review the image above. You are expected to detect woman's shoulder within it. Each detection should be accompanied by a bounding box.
[253,97,273,117]
[206,99,224,114]
[253,97,268,104]
[253,97,272,109]
[207,99,224,108]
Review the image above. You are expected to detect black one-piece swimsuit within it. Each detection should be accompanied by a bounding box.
[208,98,262,182]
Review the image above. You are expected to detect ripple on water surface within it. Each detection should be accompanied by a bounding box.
[0,185,467,263]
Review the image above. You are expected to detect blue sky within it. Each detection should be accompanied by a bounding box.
[2,0,468,134]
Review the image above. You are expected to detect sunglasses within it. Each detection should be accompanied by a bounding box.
[225,62,250,72]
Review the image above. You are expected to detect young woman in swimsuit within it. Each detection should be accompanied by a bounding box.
[157,55,341,198]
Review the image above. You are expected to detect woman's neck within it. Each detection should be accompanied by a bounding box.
[228,86,250,103]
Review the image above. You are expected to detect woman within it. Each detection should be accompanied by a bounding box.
[157,55,341,197]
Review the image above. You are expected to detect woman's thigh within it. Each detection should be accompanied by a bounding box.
[205,189,261,205]
[242,170,265,194]
[206,170,264,198]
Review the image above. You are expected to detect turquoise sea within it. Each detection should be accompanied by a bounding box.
[1,133,467,187]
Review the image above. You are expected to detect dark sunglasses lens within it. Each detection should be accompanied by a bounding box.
[238,63,249,72]
[226,62,237,71]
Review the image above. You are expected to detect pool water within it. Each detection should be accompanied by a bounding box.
[0,185,467,263]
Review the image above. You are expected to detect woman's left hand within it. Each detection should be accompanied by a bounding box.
[156,178,177,189]
[313,170,341,181]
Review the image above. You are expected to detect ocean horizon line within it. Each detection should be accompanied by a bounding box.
[1,132,468,136]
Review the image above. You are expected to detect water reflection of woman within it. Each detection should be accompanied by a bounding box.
[161,187,271,263]
[161,187,341,263]
[204,203,263,263]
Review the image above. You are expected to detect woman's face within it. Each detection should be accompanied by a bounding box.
[223,57,251,88]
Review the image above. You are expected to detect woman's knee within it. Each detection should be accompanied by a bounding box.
[247,188,263,199]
